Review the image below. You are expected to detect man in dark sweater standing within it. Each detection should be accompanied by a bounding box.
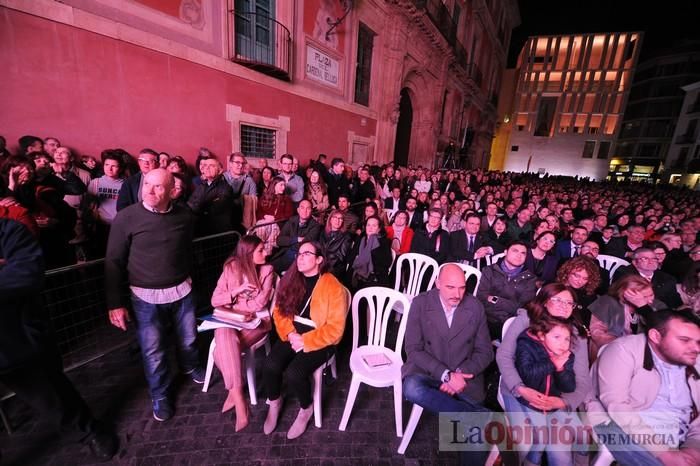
[105,168,203,422]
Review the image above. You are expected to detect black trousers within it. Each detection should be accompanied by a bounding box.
[0,351,98,443]
[263,340,333,409]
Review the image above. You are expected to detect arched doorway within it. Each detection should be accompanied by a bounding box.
[393,88,413,167]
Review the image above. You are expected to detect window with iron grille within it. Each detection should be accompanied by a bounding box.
[354,23,375,106]
[241,124,276,159]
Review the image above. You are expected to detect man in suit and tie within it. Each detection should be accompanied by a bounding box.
[384,187,404,222]
[450,213,493,267]
[555,225,589,262]
[402,264,494,465]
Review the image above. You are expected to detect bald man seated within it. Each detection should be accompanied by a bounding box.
[402,264,494,463]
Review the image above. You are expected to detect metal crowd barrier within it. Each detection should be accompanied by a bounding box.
[42,230,241,371]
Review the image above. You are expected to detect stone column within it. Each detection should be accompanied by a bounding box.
[373,19,407,165]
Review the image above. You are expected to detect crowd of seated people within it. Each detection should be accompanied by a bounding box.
[3,132,700,464]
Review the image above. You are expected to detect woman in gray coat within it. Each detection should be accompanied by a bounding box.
[496,283,592,464]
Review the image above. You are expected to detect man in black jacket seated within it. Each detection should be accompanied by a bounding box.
[612,247,682,309]
[410,208,449,264]
[0,219,118,460]
[270,199,321,274]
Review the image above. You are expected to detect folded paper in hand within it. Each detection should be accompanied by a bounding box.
[362,353,392,368]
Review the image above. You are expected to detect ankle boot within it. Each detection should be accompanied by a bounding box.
[286,405,313,440]
[263,398,283,435]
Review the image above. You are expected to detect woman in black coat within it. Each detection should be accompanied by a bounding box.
[320,209,353,277]
[346,215,392,289]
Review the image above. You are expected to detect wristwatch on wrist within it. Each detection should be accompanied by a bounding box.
[441,370,452,383]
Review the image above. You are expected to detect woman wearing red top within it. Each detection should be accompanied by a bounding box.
[385,210,414,255]
[255,177,293,255]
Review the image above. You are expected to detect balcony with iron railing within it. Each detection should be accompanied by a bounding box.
[412,0,458,46]
[229,10,291,81]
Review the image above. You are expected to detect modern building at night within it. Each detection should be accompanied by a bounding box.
[0,0,519,169]
[612,41,700,183]
[492,32,642,179]
[665,80,700,188]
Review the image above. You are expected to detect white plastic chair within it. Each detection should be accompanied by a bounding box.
[338,287,411,436]
[485,252,505,267]
[496,316,517,410]
[310,286,351,428]
[439,262,482,296]
[201,332,271,405]
[596,254,629,284]
[392,253,438,315]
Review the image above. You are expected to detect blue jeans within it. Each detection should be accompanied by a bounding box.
[403,373,491,465]
[594,422,663,466]
[131,292,200,401]
[501,387,580,466]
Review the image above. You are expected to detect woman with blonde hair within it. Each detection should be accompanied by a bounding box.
[210,235,276,431]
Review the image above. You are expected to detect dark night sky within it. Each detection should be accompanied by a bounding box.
[507,0,700,67]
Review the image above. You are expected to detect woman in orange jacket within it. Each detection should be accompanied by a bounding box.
[262,240,349,440]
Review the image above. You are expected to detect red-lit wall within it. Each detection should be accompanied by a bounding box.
[0,8,376,165]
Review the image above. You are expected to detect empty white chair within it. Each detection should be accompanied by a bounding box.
[596,254,629,284]
[338,287,411,436]
[439,262,482,296]
[310,286,351,428]
[393,253,438,314]
[485,252,505,267]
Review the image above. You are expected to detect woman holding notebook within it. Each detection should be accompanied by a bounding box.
[262,240,349,440]
[210,235,276,431]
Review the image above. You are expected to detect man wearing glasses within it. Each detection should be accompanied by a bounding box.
[223,152,256,232]
[116,148,159,211]
[612,248,682,309]
[224,152,256,196]
[279,153,304,204]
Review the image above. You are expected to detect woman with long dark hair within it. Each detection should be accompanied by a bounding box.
[347,215,393,289]
[210,235,276,431]
[262,241,348,440]
[255,176,293,255]
[524,231,559,288]
[305,169,329,223]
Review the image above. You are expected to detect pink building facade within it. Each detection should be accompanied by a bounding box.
[0,0,518,169]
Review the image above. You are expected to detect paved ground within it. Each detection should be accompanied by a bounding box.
[0,331,465,466]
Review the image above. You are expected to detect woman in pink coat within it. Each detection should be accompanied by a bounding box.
[211,235,276,431]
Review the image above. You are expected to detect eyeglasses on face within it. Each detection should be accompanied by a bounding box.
[138,158,157,163]
[549,297,575,308]
[636,257,658,263]
[298,251,319,258]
